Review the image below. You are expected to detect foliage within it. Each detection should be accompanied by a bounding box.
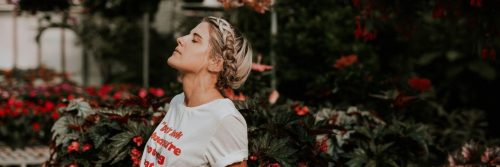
[46,96,167,167]
[232,93,433,166]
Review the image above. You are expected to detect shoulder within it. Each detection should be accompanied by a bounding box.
[208,99,245,122]
[170,93,185,105]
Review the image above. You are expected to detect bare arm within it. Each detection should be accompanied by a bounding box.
[227,160,247,167]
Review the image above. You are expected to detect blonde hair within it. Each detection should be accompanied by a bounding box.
[203,16,253,90]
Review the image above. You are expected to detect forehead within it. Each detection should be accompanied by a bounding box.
[191,22,211,37]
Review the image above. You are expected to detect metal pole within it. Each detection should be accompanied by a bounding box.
[12,10,18,69]
[143,13,150,89]
[270,7,277,90]
[37,19,42,68]
[61,26,66,76]
[82,49,88,86]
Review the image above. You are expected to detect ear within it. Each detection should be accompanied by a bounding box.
[207,56,223,73]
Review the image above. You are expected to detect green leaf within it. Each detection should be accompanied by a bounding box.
[89,132,109,149]
[52,116,69,142]
[111,146,131,165]
[65,99,95,118]
[417,53,440,65]
[445,66,465,78]
[385,159,399,167]
[468,61,496,80]
[366,160,376,167]
[378,142,394,153]
[346,148,367,167]
[446,50,461,62]
[108,131,134,161]
[51,116,83,146]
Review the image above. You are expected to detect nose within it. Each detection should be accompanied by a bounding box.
[176,36,184,47]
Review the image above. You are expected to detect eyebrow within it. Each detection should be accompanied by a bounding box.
[192,32,203,40]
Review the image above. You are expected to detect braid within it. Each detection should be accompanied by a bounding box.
[204,16,252,91]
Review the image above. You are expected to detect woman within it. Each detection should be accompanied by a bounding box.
[140,16,252,167]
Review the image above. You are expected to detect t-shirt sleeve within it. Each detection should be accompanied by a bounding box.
[205,114,248,167]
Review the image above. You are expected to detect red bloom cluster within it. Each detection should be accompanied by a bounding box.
[67,141,92,153]
[132,136,143,147]
[354,16,376,41]
[266,163,281,167]
[316,136,329,153]
[408,76,432,92]
[294,104,310,116]
[333,54,358,69]
[218,0,272,14]
[130,148,142,167]
[0,97,63,119]
[470,0,482,8]
[481,47,496,60]
[67,141,80,153]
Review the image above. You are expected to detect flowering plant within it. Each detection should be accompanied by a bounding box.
[447,141,500,167]
[46,96,168,167]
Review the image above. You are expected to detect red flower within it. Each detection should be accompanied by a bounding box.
[354,17,377,41]
[22,108,29,115]
[249,155,258,161]
[149,88,165,97]
[29,90,37,97]
[98,85,113,97]
[43,101,55,113]
[51,111,60,120]
[138,88,147,98]
[470,0,482,7]
[85,87,97,96]
[67,95,75,101]
[113,91,123,100]
[298,162,308,167]
[0,108,5,117]
[82,143,92,152]
[352,0,360,8]
[316,137,328,153]
[131,156,140,166]
[432,4,446,19]
[354,19,364,39]
[408,76,432,92]
[294,105,310,116]
[132,136,143,147]
[481,48,496,60]
[266,163,281,167]
[15,100,23,108]
[32,122,40,132]
[130,148,142,166]
[66,163,78,167]
[333,54,358,69]
[7,97,15,107]
[67,141,80,153]
[131,148,141,156]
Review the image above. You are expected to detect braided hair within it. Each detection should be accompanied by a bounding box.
[203,16,253,91]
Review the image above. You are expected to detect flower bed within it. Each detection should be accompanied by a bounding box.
[0,68,167,147]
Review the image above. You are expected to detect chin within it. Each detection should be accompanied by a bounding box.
[167,57,177,68]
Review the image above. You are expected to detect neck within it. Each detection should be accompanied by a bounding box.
[181,73,223,107]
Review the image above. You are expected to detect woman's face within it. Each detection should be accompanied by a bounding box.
[167,22,212,74]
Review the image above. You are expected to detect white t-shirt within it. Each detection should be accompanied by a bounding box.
[140,93,248,167]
